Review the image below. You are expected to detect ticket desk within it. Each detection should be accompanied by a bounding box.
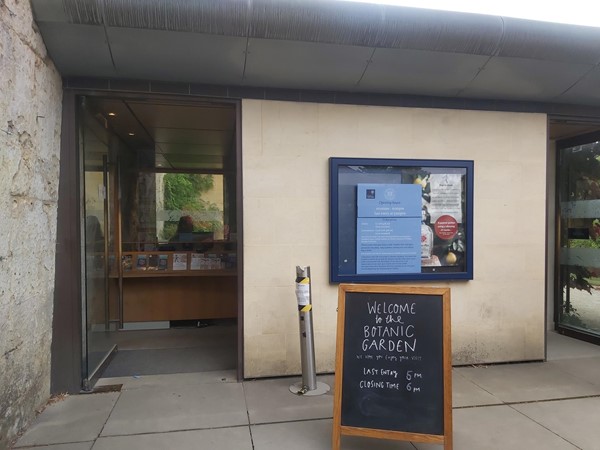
[116,242,237,323]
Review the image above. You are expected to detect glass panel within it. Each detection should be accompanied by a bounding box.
[81,100,117,379]
[558,141,600,337]
[120,171,235,268]
[330,158,473,282]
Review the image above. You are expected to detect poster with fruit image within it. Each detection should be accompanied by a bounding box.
[428,174,463,223]
[413,171,465,269]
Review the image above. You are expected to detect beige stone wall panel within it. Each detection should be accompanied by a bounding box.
[242,99,547,378]
[0,1,62,447]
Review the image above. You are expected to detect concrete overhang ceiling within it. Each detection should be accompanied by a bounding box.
[31,0,600,106]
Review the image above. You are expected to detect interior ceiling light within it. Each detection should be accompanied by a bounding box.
[128,132,135,136]
[107,112,116,116]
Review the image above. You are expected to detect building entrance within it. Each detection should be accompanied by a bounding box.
[79,95,240,389]
[556,132,600,345]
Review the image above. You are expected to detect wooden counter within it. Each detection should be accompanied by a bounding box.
[123,273,237,322]
[119,251,238,322]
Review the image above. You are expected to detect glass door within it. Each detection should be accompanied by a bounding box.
[557,139,600,343]
[80,97,119,388]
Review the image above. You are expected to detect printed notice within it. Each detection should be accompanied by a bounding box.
[173,253,188,270]
[356,184,422,274]
[190,253,203,270]
[357,184,422,218]
[295,283,310,306]
[357,218,421,274]
[428,174,462,223]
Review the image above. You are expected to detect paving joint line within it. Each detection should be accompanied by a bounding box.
[11,440,94,449]
[507,403,583,450]
[93,420,335,444]
[454,393,600,410]
[250,416,333,428]
[241,382,256,450]
[93,388,124,444]
[98,423,252,440]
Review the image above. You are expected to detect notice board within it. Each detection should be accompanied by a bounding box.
[332,284,452,450]
[329,157,474,283]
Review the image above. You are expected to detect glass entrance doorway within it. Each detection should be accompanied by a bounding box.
[78,95,240,388]
[80,97,119,387]
[557,139,600,343]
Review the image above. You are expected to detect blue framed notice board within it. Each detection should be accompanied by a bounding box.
[330,158,474,282]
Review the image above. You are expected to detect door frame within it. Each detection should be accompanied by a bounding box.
[51,89,244,393]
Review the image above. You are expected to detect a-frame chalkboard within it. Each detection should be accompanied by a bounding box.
[332,284,452,450]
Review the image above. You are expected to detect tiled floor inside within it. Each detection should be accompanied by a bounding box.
[12,332,600,450]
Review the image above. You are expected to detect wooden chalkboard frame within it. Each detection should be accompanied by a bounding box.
[332,284,452,450]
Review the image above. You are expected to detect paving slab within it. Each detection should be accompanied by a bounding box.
[251,419,415,450]
[512,396,600,450]
[100,382,247,436]
[548,357,600,387]
[414,405,578,450]
[92,426,253,450]
[14,393,119,447]
[13,443,93,450]
[546,332,600,361]
[244,375,334,424]
[456,361,600,403]
[452,371,502,408]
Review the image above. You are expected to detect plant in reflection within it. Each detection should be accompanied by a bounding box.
[559,142,600,329]
[162,173,221,239]
[562,142,600,201]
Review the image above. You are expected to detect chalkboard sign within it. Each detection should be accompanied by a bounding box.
[332,284,452,450]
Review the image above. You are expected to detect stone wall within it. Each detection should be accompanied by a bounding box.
[242,99,547,378]
[0,0,62,447]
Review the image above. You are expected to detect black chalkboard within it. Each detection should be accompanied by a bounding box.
[332,285,452,450]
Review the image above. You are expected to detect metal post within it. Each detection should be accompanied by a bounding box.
[290,266,330,396]
[298,266,317,390]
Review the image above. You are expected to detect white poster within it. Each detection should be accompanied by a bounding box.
[173,253,188,271]
[427,174,462,224]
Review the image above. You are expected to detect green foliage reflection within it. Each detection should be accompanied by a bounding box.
[162,173,220,239]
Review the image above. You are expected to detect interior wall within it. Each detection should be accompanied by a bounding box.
[0,0,62,446]
[242,99,548,377]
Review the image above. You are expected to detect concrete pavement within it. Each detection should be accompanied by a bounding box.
[11,332,600,450]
